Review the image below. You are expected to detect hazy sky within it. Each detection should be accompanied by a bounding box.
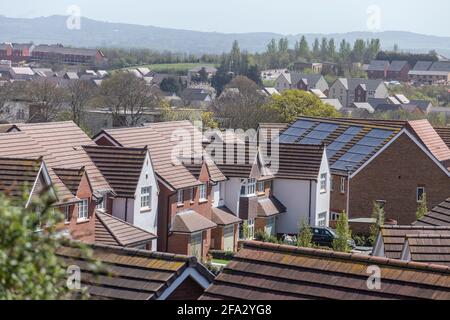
[1,0,449,36]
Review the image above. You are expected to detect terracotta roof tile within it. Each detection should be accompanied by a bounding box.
[211,206,242,226]
[53,167,85,196]
[415,198,450,226]
[56,242,214,300]
[257,196,286,217]
[380,225,450,259]
[435,127,450,148]
[171,210,217,234]
[200,241,450,300]
[0,157,42,198]
[95,211,156,247]
[84,146,147,198]
[408,120,450,162]
[404,234,450,267]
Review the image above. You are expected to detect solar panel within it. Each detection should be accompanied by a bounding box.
[279,135,299,143]
[291,120,315,130]
[305,130,330,140]
[358,137,385,147]
[336,134,355,143]
[298,138,322,145]
[348,145,375,155]
[315,123,339,132]
[366,129,393,139]
[328,142,346,151]
[283,127,306,137]
[343,126,363,135]
[340,153,367,163]
[327,150,338,158]
[331,161,355,171]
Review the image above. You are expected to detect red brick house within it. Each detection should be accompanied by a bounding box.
[387,61,411,82]
[367,60,390,79]
[274,117,450,231]
[94,121,232,261]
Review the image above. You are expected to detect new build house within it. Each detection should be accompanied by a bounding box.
[275,72,329,95]
[93,121,229,260]
[270,117,450,230]
[329,78,388,108]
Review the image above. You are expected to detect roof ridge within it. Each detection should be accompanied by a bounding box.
[242,241,450,273]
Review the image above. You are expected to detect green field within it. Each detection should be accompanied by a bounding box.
[117,63,217,75]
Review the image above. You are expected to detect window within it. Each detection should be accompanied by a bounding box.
[417,187,425,203]
[223,225,235,252]
[257,181,265,194]
[265,217,276,236]
[241,178,257,196]
[189,188,195,203]
[320,173,327,193]
[190,232,203,260]
[247,219,255,239]
[97,193,106,211]
[141,186,151,209]
[177,189,184,206]
[340,177,346,194]
[317,212,327,227]
[330,175,334,192]
[219,182,224,201]
[199,183,207,201]
[78,199,89,220]
[330,212,340,221]
[64,206,71,224]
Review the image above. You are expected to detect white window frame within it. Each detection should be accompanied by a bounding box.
[190,232,203,260]
[257,181,265,194]
[199,183,208,202]
[241,178,257,196]
[330,175,334,192]
[189,187,195,203]
[340,177,346,194]
[64,206,71,224]
[140,186,151,209]
[78,199,89,221]
[97,193,106,211]
[248,218,255,240]
[317,212,327,227]
[417,187,425,203]
[265,216,276,236]
[177,189,184,206]
[219,182,224,201]
[223,225,235,252]
[320,173,327,193]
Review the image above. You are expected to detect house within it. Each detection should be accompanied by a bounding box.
[30,44,107,66]
[93,121,230,261]
[181,86,214,107]
[329,78,388,108]
[275,72,329,95]
[387,61,410,82]
[372,225,450,260]
[0,126,157,247]
[83,146,159,250]
[187,66,217,84]
[409,61,450,85]
[200,241,450,300]
[321,98,343,111]
[414,197,450,226]
[367,60,390,79]
[0,43,13,58]
[374,103,425,116]
[275,117,450,228]
[57,243,214,300]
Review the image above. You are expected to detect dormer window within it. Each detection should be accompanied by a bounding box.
[78,199,89,221]
[240,178,256,196]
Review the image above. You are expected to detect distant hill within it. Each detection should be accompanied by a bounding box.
[0,15,449,56]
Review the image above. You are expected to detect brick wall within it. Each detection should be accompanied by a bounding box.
[167,276,205,300]
[349,133,450,224]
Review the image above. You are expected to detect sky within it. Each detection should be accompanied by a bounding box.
[1,0,449,36]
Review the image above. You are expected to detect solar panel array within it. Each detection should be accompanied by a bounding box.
[279,119,396,172]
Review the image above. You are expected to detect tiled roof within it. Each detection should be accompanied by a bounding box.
[277,117,401,174]
[258,123,289,141]
[337,78,385,91]
[379,225,450,259]
[257,196,286,217]
[408,120,450,163]
[84,146,147,198]
[95,211,156,247]
[404,234,450,266]
[368,60,389,71]
[435,127,450,148]
[0,124,17,133]
[0,131,76,203]
[99,121,226,190]
[388,60,408,72]
[0,157,42,198]
[15,121,112,195]
[56,243,214,300]
[200,241,450,300]
[211,206,242,226]
[53,167,85,196]
[171,210,217,234]
[415,198,450,226]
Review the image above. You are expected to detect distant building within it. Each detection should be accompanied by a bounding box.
[367,60,390,79]
[275,72,329,95]
[409,61,450,85]
[329,78,388,108]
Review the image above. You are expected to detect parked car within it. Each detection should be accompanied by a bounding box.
[311,227,356,249]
